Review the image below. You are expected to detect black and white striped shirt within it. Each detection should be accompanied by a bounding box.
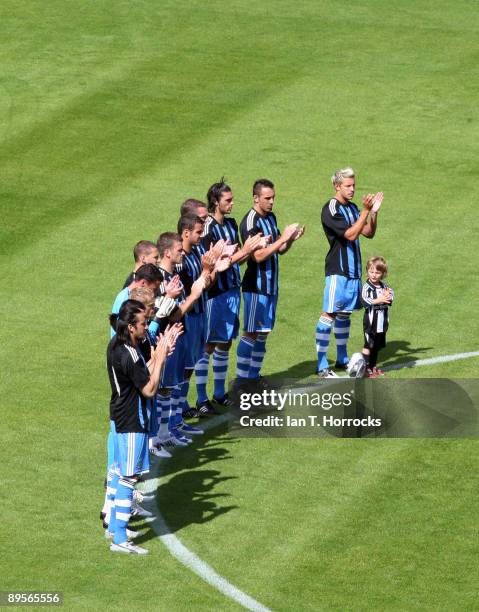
[361,280,394,334]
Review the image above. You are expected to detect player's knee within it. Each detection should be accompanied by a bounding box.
[256,333,268,342]
[184,368,193,379]
[321,312,335,321]
[119,476,137,487]
[243,332,258,341]
[336,313,350,321]
[205,343,216,354]
[217,341,232,350]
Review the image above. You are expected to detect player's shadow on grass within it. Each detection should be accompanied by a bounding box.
[136,418,239,539]
[143,419,239,482]
[134,468,238,542]
[153,469,237,535]
[380,340,432,369]
[266,360,318,383]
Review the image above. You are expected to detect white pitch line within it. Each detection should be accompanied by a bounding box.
[140,350,478,611]
[383,350,479,371]
[293,350,479,390]
[142,413,271,612]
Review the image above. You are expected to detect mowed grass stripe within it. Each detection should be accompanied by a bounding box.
[0,61,300,257]
[1,1,323,256]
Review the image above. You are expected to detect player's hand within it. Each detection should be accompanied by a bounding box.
[157,322,183,357]
[201,250,216,273]
[191,275,207,299]
[243,234,263,254]
[211,239,227,262]
[371,192,384,213]
[164,275,183,299]
[155,328,173,360]
[258,235,271,248]
[222,242,238,257]
[154,335,170,361]
[291,225,305,241]
[379,289,393,304]
[215,255,232,273]
[282,223,300,242]
[362,194,374,211]
[165,322,183,354]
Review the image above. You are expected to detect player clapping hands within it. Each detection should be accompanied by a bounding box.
[164,274,184,299]
[362,192,384,213]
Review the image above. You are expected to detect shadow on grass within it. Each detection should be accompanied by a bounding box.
[380,340,432,368]
[267,359,317,383]
[137,418,239,539]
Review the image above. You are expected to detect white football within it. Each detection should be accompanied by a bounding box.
[346,352,367,378]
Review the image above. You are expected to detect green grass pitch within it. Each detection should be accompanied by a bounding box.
[1,0,478,609]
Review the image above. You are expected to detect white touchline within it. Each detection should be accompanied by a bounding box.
[383,350,479,370]
[140,350,478,610]
[292,350,479,392]
[142,413,271,612]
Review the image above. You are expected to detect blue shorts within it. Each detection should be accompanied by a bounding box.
[243,292,278,333]
[110,421,149,476]
[160,332,186,388]
[322,275,362,313]
[206,288,240,343]
[184,312,206,368]
[116,432,149,476]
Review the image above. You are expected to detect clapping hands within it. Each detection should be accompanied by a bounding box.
[283,223,305,242]
[362,192,384,213]
[156,322,183,358]
[164,275,183,299]
[202,240,236,274]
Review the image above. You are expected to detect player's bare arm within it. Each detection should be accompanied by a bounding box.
[167,275,207,322]
[343,196,373,241]
[231,234,263,265]
[141,333,172,397]
[361,192,383,239]
[177,275,207,316]
[252,224,298,262]
[278,224,305,254]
